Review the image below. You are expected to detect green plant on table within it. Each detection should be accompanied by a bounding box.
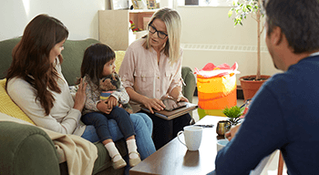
[228,0,265,80]
[223,106,244,126]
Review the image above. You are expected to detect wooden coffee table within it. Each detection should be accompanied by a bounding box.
[129,116,226,175]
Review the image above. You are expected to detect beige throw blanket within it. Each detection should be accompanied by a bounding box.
[0,112,98,175]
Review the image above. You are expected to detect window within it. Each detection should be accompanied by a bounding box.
[177,0,236,7]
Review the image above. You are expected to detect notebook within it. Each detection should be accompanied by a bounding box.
[140,101,198,120]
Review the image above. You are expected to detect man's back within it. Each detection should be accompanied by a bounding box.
[215,54,319,174]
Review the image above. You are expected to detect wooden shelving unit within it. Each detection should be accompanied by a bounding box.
[98,10,156,50]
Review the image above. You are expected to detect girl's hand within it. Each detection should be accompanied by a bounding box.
[142,98,165,114]
[107,96,118,109]
[73,78,87,111]
[97,100,112,114]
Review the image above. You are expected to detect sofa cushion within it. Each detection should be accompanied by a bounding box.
[61,39,100,85]
[0,121,60,175]
[0,78,35,125]
[115,51,126,73]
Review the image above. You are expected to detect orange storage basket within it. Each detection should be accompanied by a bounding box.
[195,63,239,118]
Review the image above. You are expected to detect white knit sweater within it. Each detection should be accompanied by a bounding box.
[7,59,86,136]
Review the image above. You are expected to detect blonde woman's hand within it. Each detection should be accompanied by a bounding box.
[225,124,241,141]
[142,98,165,114]
[177,95,189,102]
[73,78,87,111]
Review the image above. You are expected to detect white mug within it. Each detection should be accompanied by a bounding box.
[177,125,203,151]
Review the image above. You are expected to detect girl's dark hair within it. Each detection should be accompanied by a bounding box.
[6,14,69,115]
[79,43,115,86]
[264,0,319,53]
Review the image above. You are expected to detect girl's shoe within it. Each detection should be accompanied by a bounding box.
[129,152,141,167]
[112,154,127,169]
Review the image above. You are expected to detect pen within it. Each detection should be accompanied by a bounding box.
[194,124,214,128]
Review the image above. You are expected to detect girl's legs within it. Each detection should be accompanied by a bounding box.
[81,112,112,141]
[107,106,141,166]
[81,112,126,169]
[107,106,136,140]
[81,112,155,169]
[106,113,156,160]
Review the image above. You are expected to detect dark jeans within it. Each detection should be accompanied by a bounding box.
[82,106,136,142]
[139,111,192,150]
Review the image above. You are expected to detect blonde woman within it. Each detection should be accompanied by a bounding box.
[119,8,192,149]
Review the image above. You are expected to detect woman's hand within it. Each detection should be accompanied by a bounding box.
[97,100,112,114]
[73,78,87,111]
[177,95,189,102]
[107,96,118,109]
[225,124,241,141]
[142,98,165,114]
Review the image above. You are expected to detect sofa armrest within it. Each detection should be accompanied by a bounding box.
[0,121,60,175]
[181,66,196,103]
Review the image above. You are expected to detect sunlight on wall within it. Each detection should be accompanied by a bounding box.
[22,0,30,17]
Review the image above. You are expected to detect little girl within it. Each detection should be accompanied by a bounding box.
[79,43,141,169]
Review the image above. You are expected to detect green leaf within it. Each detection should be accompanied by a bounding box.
[223,106,244,119]
[228,10,233,18]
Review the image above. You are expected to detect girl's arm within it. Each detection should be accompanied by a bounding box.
[111,82,129,104]
[83,78,100,112]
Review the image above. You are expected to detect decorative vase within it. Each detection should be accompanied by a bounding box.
[240,75,271,101]
[216,120,231,136]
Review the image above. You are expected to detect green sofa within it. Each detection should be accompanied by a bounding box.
[0,37,196,175]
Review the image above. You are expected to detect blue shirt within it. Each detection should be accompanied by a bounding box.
[215,55,319,175]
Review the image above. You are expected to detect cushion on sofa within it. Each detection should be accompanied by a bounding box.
[0,78,35,125]
[114,51,126,73]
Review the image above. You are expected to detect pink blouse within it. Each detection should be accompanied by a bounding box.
[119,39,183,101]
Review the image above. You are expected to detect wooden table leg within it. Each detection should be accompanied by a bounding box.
[277,151,284,175]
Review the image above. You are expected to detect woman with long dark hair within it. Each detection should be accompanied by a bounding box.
[6,14,155,169]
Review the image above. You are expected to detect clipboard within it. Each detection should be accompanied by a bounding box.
[140,102,198,120]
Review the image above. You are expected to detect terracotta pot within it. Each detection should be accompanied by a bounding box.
[240,75,271,101]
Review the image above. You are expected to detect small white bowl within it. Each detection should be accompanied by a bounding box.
[217,139,229,152]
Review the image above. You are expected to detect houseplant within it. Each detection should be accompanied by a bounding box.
[216,106,244,136]
[223,106,244,126]
[228,0,270,100]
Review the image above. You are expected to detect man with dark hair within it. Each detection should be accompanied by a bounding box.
[212,0,319,174]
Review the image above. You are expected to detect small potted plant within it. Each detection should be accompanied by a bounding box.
[223,106,245,126]
[216,106,245,136]
[228,0,270,100]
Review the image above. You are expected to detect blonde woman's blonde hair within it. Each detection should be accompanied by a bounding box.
[143,8,182,63]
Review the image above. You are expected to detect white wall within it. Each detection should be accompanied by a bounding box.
[0,1,281,81]
[177,6,282,82]
[0,0,106,41]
